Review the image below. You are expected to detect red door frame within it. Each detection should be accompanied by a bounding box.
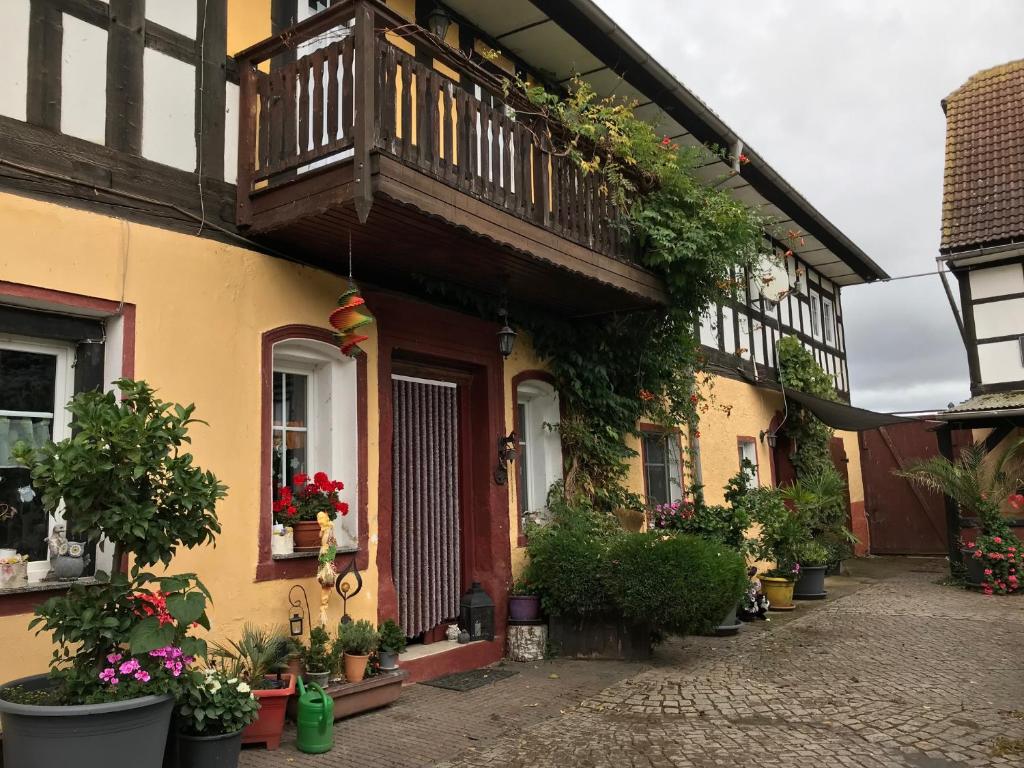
[372,290,511,642]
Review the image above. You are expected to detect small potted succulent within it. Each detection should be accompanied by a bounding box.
[303,626,333,687]
[508,578,541,622]
[273,471,349,550]
[176,669,260,768]
[336,620,378,683]
[377,620,407,670]
[210,624,294,750]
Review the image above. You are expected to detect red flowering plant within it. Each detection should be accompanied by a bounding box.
[962,493,1024,595]
[274,471,348,524]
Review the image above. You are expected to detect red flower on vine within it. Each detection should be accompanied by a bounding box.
[738,153,749,165]
[639,389,655,402]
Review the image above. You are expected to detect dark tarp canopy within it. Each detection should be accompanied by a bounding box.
[784,389,921,431]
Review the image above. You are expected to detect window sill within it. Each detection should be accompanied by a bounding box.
[272,548,358,561]
[0,577,99,617]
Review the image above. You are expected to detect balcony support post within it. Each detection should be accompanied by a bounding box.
[236,61,258,227]
[353,0,376,224]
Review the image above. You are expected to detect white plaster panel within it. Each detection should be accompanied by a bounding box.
[61,15,107,145]
[223,82,239,183]
[978,340,1024,384]
[972,298,1024,339]
[0,0,30,120]
[142,49,196,171]
[969,264,1024,300]
[146,0,197,38]
[699,305,719,349]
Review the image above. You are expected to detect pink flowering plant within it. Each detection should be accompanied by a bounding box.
[5,381,226,705]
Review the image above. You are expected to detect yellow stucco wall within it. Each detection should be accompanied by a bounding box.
[0,193,383,682]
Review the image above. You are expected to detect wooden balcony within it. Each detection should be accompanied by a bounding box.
[234,0,666,315]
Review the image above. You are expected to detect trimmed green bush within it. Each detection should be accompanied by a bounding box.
[604,533,747,635]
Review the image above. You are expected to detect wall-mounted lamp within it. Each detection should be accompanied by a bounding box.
[426,5,452,40]
[494,431,517,485]
[497,307,517,359]
[288,584,310,637]
[759,429,777,449]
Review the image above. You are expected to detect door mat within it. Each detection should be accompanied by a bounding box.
[422,668,518,692]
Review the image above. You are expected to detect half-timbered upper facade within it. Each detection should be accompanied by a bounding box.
[940,59,1024,398]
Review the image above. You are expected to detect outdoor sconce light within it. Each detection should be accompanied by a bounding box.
[459,582,495,641]
[288,584,310,637]
[494,431,517,485]
[426,5,452,40]
[497,307,517,359]
[759,429,777,449]
[334,555,364,625]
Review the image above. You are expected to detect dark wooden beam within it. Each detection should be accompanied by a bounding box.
[352,0,376,223]
[197,0,228,180]
[106,0,145,154]
[27,0,63,131]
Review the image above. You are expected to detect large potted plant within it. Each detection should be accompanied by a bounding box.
[336,620,378,683]
[274,471,348,551]
[508,578,541,622]
[210,624,295,750]
[749,486,806,611]
[0,380,226,768]
[377,620,407,671]
[176,669,260,768]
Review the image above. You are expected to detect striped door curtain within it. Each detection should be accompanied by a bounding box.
[391,376,461,637]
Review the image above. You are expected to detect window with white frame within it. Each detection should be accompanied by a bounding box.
[737,437,760,487]
[642,431,683,507]
[0,337,76,583]
[515,379,563,521]
[822,297,837,346]
[809,290,822,339]
[271,338,359,551]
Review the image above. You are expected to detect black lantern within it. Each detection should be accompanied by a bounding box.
[288,584,310,637]
[426,5,451,40]
[759,429,777,449]
[459,582,495,641]
[497,308,517,359]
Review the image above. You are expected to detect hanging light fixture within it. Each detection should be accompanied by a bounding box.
[426,4,452,40]
[287,584,310,638]
[497,307,517,359]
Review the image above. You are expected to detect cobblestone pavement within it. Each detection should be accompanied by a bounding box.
[241,558,1024,767]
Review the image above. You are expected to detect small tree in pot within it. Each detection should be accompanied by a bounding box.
[336,620,378,683]
[377,620,406,671]
[750,486,806,610]
[0,380,227,768]
[302,626,333,687]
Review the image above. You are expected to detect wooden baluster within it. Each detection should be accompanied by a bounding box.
[584,172,595,249]
[457,90,470,190]
[382,44,397,154]
[499,115,510,208]
[520,124,532,217]
[297,55,310,159]
[399,57,412,161]
[326,42,340,146]
[311,50,325,155]
[550,154,561,233]
[352,0,376,223]
[534,136,549,227]
[341,36,354,140]
[284,61,298,163]
[236,62,258,225]
[428,71,441,178]
[441,81,453,181]
[256,72,270,176]
[415,63,429,168]
[269,68,285,171]
[467,96,479,194]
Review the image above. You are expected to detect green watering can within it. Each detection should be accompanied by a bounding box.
[295,677,334,754]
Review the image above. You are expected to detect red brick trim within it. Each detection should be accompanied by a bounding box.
[510,369,556,547]
[256,325,369,581]
[0,281,137,614]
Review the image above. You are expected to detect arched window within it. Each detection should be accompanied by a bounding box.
[271,336,359,551]
[515,377,563,524]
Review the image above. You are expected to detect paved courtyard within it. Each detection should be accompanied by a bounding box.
[241,558,1024,767]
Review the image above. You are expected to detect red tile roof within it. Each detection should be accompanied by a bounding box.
[941,58,1024,252]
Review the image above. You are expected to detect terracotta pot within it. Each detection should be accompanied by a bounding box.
[241,673,295,750]
[343,653,369,683]
[761,577,796,611]
[292,521,321,550]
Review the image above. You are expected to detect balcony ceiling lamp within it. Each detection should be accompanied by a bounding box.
[426,5,452,41]
[497,307,517,359]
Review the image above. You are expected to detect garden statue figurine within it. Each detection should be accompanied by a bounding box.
[316,510,338,627]
[44,524,68,575]
[738,566,770,621]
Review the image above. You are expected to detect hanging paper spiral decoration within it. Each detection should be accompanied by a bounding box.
[330,282,374,357]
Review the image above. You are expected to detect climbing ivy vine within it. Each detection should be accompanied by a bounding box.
[776,336,837,478]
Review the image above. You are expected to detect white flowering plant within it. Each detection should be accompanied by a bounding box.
[175,668,259,736]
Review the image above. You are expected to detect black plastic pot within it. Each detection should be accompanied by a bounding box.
[962,548,985,587]
[715,604,742,636]
[793,565,828,599]
[0,674,174,768]
[177,730,243,768]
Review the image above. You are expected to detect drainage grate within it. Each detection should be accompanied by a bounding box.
[422,668,518,692]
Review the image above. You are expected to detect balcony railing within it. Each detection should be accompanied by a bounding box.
[235,0,630,262]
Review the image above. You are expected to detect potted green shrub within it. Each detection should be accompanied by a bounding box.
[508,578,541,622]
[0,380,226,768]
[749,486,806,610]
[210,624,294,750]
[377,620,407,671]
[303,626,333,687]
[336,620,378,683]
[176,669,260,768]
[792,541,830,599]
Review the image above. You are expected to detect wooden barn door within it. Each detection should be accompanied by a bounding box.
[860,423,952,555]
[391,374,462,638]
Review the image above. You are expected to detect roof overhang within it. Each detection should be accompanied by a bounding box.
[938,240,1024,270]
[442,0,888,286]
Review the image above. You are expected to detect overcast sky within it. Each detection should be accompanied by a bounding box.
[594,0,1024,413]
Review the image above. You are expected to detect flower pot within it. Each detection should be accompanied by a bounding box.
[0,674,173,768]
[794,565,828,600]
[715,604,742,636]
[292,521,321,551]
[241,673,295,751]
[508,594,541,621]
[0,559,27,590]
[378,650,400,671]
[343,653,369,683]
[761,577,796,611]
[962,548,985,587]
[287,670,407,723]
[271,525,294,556]
[177,729,243,768]
[305,670,330,688]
